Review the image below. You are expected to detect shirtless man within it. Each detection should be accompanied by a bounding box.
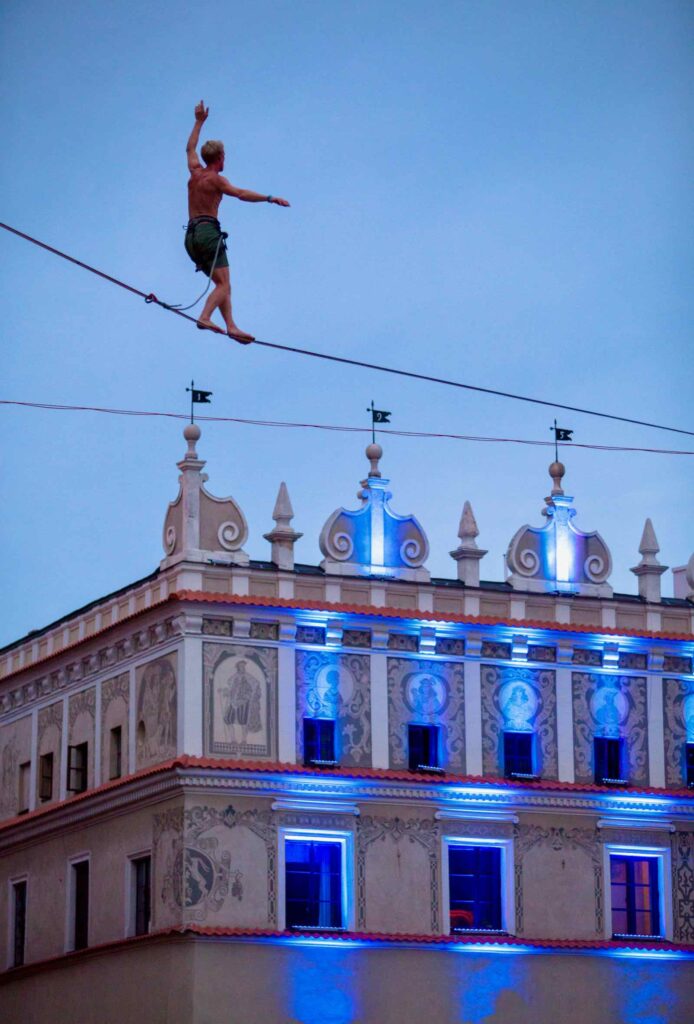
[185,101,290,343]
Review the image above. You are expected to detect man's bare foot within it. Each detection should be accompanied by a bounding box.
[196,318,224,333]
[227,327,255,344]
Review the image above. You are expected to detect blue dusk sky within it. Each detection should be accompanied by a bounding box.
[1,0,692,646]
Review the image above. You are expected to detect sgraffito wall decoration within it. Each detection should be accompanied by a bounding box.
[672,830,694,942]
[203,644,277,760]
[572,672,648,785]
[153,802,277,928]
[0,716,31,818]
[356,814,439,934]
[515,824,602,938]
[101,673,129,781]
[480,665,557,779]
[135,653,178,769]
[296,651,371,766]
[663,678,694,788]
[68,687,96,788]
[387,658,465,771]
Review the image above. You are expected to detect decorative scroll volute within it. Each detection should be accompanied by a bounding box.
[319,445,430,581]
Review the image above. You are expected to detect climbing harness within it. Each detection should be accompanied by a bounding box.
[152,217,228,312]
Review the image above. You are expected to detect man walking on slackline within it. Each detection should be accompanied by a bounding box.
[185,100,289,343]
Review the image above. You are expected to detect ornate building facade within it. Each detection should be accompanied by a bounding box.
[1,425,693,1023]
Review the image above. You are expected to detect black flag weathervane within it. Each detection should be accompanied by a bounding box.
[186,380,213,423]
[551,419,573,460]
[367,400,391,442]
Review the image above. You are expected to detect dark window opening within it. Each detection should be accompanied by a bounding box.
[686,743,694,788]
[68,742,88,794]
[408,724,441,772]
[12,880,27,968]
[18,762,31,814]
[610,855,661,938]
[449,845,503,933]
[303,718,337,766]
[594,737,625,785]
[39,753,54,802]
[503,732,535,779]
[72,860,89,950]
[285,840,343,930]
[109,726,123,780]
[133,856,151,936]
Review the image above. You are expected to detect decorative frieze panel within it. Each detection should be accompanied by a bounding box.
[296,651,371,767]
[480,665,557,779]
[514,824,602,937]
[387,633,419,653]
[572,673,648,785]
[343,629,372,649]
[572,648,602,667]
[202,618,233,637]
[387,658,465,772]
[135,654,178,770]
[154,802,276,928]
[527,645,556,663]
[619,652,647,671]
[480,641,512,661]
[435,637,465,657]
[664,655,693,676]
[295,626,326,646]
[356,814,439,933]
[672,830,694,942]
[250,622,279,641]
[203,644,278,760]
[663,678,693,788]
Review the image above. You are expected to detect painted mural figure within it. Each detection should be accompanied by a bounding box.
[222,660,261,746]
[137,659,177,761]
[307,666,341,719]
[501,683,535,732]
[409,675,444,718]
[592,679,625,739]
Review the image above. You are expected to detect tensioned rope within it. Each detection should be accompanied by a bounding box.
[2,399,692,456]
[2,221,693,439]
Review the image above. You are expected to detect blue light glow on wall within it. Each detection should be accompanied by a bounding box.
[286,945,361,1024]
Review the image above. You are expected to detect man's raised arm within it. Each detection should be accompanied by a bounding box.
[186,100,208,171]
[219,178,290,206]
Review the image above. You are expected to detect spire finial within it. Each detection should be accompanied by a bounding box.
[183,422,201,458]
[450,500,487,586]
[264,482,303,570]
[630,518,667,602]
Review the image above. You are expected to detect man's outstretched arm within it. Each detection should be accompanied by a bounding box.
[220,177,290,206]
[186,100,208,171]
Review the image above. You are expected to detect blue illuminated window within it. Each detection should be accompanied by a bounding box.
[285,840,343,929]
[448,845,502,932]
[408,724,441,772]
[594,737,625,785]
[303,718,337,766]
[610,855,661,938]
[503,732,534,778]
[686,743,694,788]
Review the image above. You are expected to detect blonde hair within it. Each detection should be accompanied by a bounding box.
[201,139,224,165]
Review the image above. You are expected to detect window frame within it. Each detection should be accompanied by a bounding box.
[594,736,626,786]
[686,742,694,788]
[408,722,442,772]
[303,717,338,767]
[278,828,354,933]
[503,731,535,780]
[65,853,90,952]
[603,843,672,941]
[8,874,28,969]
[18,761,31,815]
[441,836,515,936]
[109,725,123,781]
[125,850,152,937]
[39,751,54,802]
[67,742,89,794]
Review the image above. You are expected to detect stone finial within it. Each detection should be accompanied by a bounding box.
[548,460,565,497]
[366,442,382,478]
[630,519,668,603]
[160,423,249,569]
[263,482,303,570]
[450,501,487,587]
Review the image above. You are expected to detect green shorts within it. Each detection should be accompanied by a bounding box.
[184,217,229,275]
